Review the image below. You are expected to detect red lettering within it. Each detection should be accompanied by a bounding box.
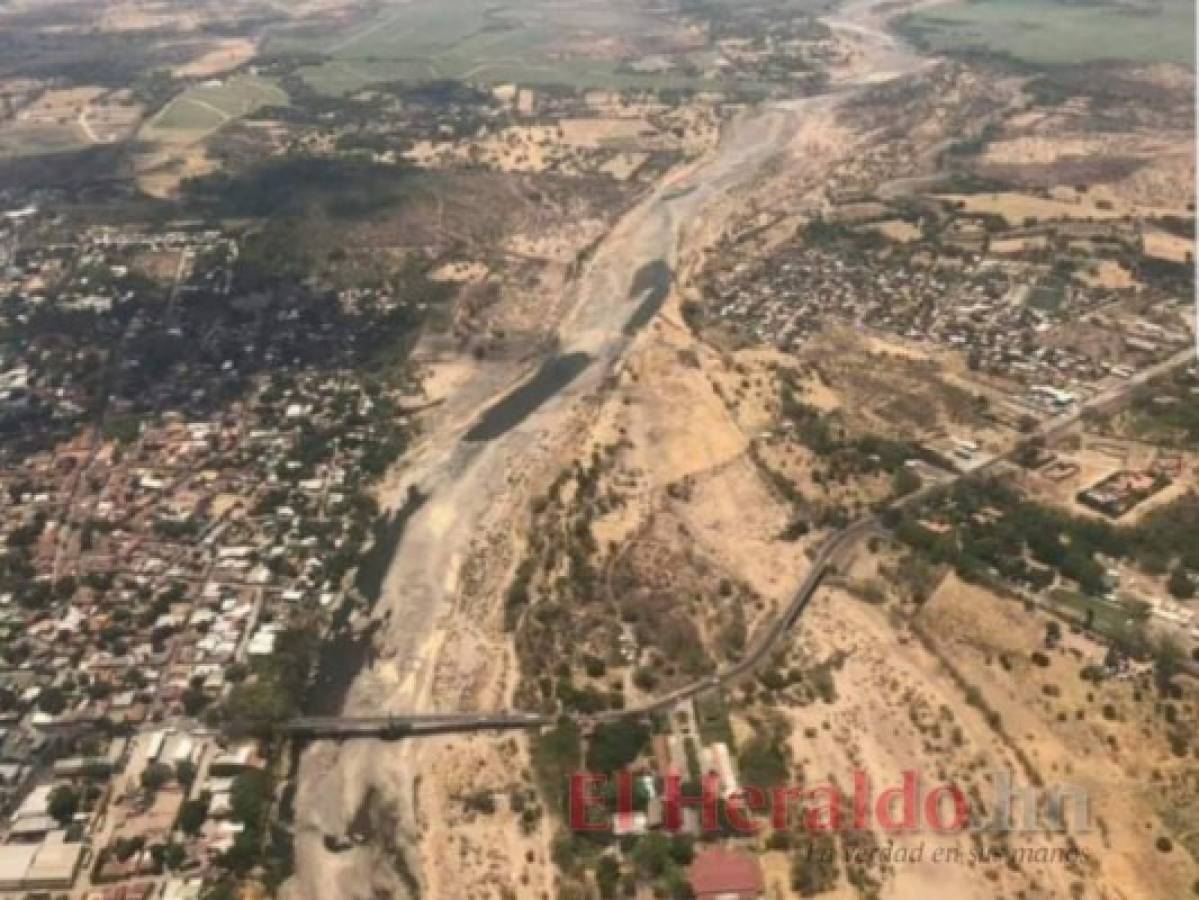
[876,771,919,832]
[569,773,608,832]
[853,770,871,829]
[725,786,766,834]
[770,785,804,831]
[662,773,720,833]
[804,784,842,832]
[616,770,635,816]
[924,783,968,833]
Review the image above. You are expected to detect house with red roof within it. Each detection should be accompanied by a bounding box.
[688,845,765,899]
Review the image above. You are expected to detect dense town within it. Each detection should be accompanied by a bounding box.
[0,200,426,897]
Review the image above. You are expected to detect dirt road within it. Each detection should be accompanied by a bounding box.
[284,4,926,898]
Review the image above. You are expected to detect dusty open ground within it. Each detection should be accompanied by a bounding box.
[747,566,1196,898]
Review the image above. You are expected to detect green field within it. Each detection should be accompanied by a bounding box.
[144,75,288,137]
[0,124,90,159]
[296,56,717,96]
[267,0,731,95]
[898,0,1196,67]
[153,100,228,132]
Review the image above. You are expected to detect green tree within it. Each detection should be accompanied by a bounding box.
[738,734,789,789]
[162,843,186,870]
[550,830,586,875]
[182,686,209,717]
[585,720,650,775]
[532,717,581,811]
[1153,637,1184,694]
[114,836,144,862]
[1108,618,1149,659]
[222,827,261,875]
[48,784,79,825]
[141,762,172,793]
[1044,620,1062,648]
[175,759,198,788]
[178,798,209,836]
[632,832,673,879]
[669,833,695,865]
[662,864,694,899]
[231,771,270,825]
[595,854,621,899]
[37,686,67,716]
[892,466,921,497]
[199,880,237,900]
[1167,565,1195,600]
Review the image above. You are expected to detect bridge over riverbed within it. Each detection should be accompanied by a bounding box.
[231,551,840,741]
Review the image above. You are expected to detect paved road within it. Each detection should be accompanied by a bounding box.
[258,511,869,739]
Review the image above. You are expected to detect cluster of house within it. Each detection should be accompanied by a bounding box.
[0,215,238,440]
[1092,557,1199,642]
[0,378,380,678]
[95,732,267,882]
[702,200,1191,401]
[0,401,341,894]
[0,717,265,895]
[936,215,1142,259]
[704,13,846,88]
[0,826,87,893]
[0,204,424,451]
[0,189,437,895]
[0,393,360,693]
[0,221,233,324]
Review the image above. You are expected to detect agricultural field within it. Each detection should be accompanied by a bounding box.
[268,0,742,95]
[936,190,1192,225]
[141,75,287,140]
[898,0,1196,67]
[295,57,714,97]
[134,74,287,197]
[0,123,89,158]
[0,84,143,158]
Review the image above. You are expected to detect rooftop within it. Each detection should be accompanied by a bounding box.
[689,845,765,899]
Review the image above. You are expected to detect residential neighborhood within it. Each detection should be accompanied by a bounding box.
[0,203,424,897]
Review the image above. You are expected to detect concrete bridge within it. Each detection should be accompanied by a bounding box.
[236,711,550,740]
[232,535,843,741]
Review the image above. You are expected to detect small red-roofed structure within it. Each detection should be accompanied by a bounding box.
[688,845,765,899]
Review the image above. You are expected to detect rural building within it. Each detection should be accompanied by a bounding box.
[688,846,765,899]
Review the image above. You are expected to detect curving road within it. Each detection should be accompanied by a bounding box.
[268,511,876,740]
